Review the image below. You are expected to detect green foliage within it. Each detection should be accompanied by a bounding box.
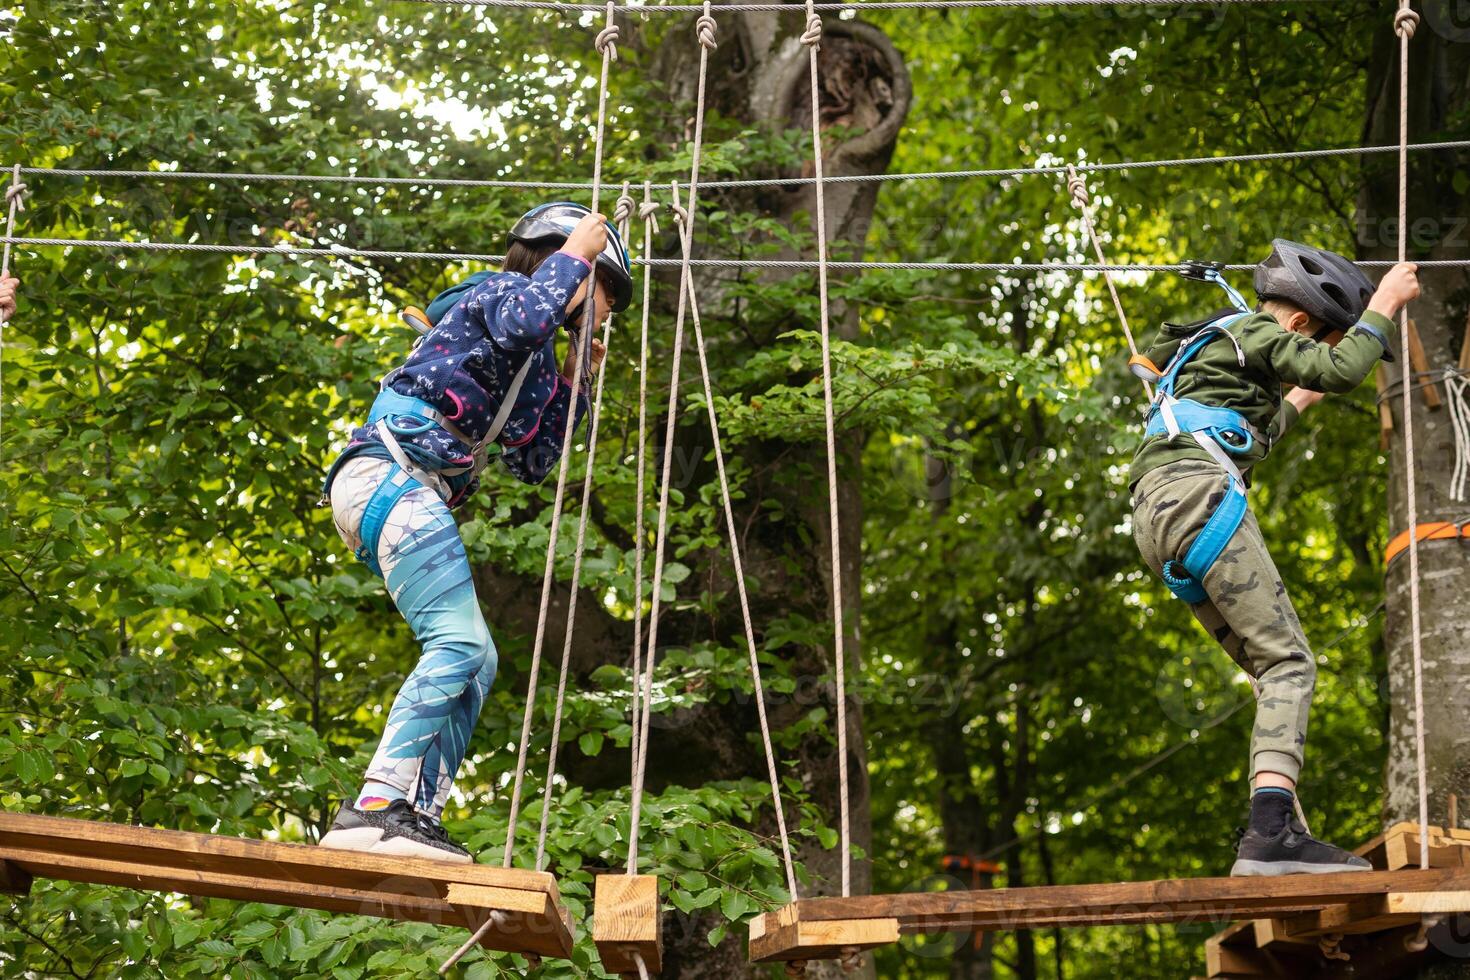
[0,0,1426,978]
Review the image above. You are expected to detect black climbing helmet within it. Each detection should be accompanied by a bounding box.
[1253,239,1375,333]
[508,202,634,313]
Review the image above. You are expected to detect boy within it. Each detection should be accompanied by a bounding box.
[1129,240,1419,876]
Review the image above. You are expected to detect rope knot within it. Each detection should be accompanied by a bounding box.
[1065,166,1089,208]
[638,199,660,234]
[670,202,691,229]
[5,181,26,212]
[1394,5,1420,38]
[800,13,823,48]
[696,5,718,50]
[614,192,635,225]
[595,22,620,59]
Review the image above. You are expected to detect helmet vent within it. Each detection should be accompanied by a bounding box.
[1299,256,1325,276]
[1321,283,1349,313]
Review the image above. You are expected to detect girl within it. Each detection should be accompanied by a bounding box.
[319,204,632,861]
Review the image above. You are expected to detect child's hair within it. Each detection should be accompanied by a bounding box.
[504,240,613,303]
[1258,297,1325,334]
[503,240,562,277]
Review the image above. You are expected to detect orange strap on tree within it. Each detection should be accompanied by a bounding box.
[1385,521,1470,565]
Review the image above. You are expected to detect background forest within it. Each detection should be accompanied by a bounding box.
[1,0,1467,977]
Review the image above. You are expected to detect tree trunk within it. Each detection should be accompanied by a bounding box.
[476,7,911,977]
[1364,4,1470,974]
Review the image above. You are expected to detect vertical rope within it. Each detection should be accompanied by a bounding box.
[672,184,799,896]
[532,302,616,871]
[1065,164,1150,400]
[800,1,852,898]
[502,2,620,869]
[625,182,659,875]
[627,4,719,868]
[0,164,26,459]
[1392,0,1429,871]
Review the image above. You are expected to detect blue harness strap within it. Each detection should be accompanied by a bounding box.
[355,464,420,578]
[1158,476,1249,604]
[1142,312,1256,604]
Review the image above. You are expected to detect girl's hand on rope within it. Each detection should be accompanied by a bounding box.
[562,335,606,384]
[1368,262,1420,320]
[0,276,17,320]
[563,212,609,264]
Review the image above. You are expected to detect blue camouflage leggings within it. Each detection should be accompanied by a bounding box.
[330,456,497,817]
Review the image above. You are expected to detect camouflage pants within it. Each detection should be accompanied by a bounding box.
[1131,460,1316,784]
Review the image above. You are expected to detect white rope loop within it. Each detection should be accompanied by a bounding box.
[614,185,636,227]
[696,2,718,49]
[1394,5,1420,38]
[801,12,824,47]
[596,0,621,58]
[801,0,853,899]
[1392,0,1430,872]
[1065,168,1089,209]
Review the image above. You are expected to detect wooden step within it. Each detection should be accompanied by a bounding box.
[748,868,1470,964]
[0,812,574,960]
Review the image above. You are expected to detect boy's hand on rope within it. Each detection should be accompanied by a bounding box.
[0,276,17,320]
[563,212,609,264]
[1368,262,1420,320]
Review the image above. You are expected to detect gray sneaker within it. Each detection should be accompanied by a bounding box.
[319,799,472,863]
[1230,817,1372,876]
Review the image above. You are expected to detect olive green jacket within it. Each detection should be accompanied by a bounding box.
[1130,308,1395,487]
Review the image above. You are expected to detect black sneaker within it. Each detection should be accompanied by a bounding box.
[318,799,472,863]
[414,812,472,862]
[1230,816,1373,876]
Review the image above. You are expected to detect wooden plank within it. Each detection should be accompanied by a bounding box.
[0,846,574,958]
[1206,943,1273,978]
[749,915,899,963]
[1280,897,1420,939]
[1250,917,1313,948]
[1386,890,1470,915]
[443,882,557,917]
[757,868,1467,931]
[1405,319,1443,410]
[1359,824,1464,871]
[1376,365,1394,449]
[0,812,559,902]
[0,858,32,895]
[593,875,662,975]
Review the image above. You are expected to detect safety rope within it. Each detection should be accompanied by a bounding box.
[0,164,25,461]
[498,0,619,876]
[1446,369,1470,502]
[624,181,658,875]
[1392,0,1430,872]
[800,0,853,899]
[1065,165,1150,399]
[525,0,624,874]
[24,139,1468,193]
[9,236,1466,274]
[626,2,719,870]
[671,182,800,896]
[398,0,1343,12]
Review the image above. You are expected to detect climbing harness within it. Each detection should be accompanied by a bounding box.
[1136,312,1256,603]
[342,353,535,576]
